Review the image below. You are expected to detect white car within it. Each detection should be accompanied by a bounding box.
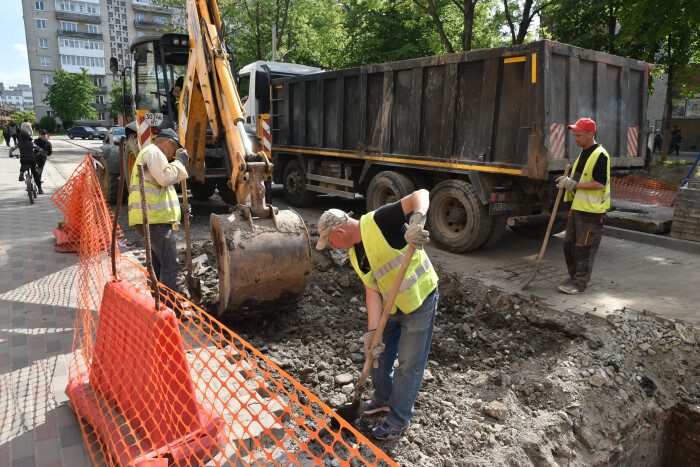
[104,127,126,146]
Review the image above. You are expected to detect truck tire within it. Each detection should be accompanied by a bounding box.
[428,179,491,253]
[189,179,217,199]
[365,171,416,211]
[283,160,316,207]
[98,154,121,204]
[480,215,508,249]
[124,134,140,196]
[510,218,568,239]
[217,180,237,205]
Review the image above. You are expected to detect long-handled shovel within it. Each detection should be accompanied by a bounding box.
[331,245,417,429]
[520,164,570,290]
[181,178,202,303]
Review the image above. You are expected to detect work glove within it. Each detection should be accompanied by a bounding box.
[555,176,578,192]
[363,329,385,369]
[175,148,189,165]
[404,212,430,249]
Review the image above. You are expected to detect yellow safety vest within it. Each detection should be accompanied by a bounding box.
[349,212,438,314]
[565,146,611,213]
[128,146,181,226]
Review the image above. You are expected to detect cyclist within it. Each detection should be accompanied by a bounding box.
[9,130,44,194]
[34,129,52,177]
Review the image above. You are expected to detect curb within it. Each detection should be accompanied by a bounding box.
[603,225,700,254]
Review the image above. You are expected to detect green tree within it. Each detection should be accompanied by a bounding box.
[501,0,550,45]
[108,77,132,119]
[44,69,99,129]
[543,0,622,54]
[11,110,36,125]
[36,115,57,132]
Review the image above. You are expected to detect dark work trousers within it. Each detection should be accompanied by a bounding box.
[36,154,47,181]
[145,223,179,300]
[19,159,42,190]
[563,209,605,292]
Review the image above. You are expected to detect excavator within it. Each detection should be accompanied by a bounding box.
[109,0,312,317]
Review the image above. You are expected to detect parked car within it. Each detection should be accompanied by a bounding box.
[94,126,110,138]
[67,126,98,140]
[104,127,125,146]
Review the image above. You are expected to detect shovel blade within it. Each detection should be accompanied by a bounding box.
[520,264,539,290]
[186,276,202,303]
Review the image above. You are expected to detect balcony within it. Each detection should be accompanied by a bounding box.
[55,11,102,23]
[132,2,173,14]
[134,19,160,29]
[58,30,103,40]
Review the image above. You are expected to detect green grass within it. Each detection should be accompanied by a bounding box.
[651,159,694,166]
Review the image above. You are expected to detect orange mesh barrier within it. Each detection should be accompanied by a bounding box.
[56,156,396,466]
[610,174,679,207]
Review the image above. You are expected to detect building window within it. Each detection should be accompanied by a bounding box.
[38,38,49,48]
[43,75,53,85]
[95,96,105,104]
[61,21,77,32]
[155,16,167,24]
[135,13,145,21]
[94,78,102,87]
[36,19,47,29]
[88,24,99,33]
[109,24,114,29]
[100,112,106,120]
[34,1,45,10]
[40,56,51,66]
[137,31,146,37]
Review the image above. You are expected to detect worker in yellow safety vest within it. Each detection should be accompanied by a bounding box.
[315,189,438,440]
[128,127,189,293]
[555,117,611,295]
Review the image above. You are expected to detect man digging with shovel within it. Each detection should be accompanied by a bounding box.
[316,189,438,440]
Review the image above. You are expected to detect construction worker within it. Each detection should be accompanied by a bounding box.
[316,189,438,440]
[556,117,610,295]
[128,128,189,293]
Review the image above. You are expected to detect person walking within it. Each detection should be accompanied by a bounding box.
[8,120,19,145]
[9,130,44,193]
[34,129,52,179]
[670,125,682,155]
[20,118,33,137]
[315,189,438,440]
[653,129,662,155]
[2,122,10,147]
[555,118,610,295]
[127,128,189,293]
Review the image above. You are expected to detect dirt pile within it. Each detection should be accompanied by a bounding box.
[170,230,699,466]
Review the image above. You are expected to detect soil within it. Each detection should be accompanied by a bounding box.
[634,162,696,186]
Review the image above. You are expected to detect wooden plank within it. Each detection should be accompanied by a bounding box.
[479,59,499,161]
[408,67,423,155]
[358,68,367,151]
[318,79,324,148]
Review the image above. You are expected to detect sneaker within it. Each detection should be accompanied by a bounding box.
[558,284,583,295]
[38,188,44,194]
[372,421,408,441]
[558,277,573,286]
[363,400,389,415]
[19,174,24,182]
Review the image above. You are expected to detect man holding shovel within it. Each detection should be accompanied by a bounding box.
[556,118,610,295]
[316,189,438,440]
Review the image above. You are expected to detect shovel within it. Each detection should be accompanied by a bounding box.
[331,245,416,429]
[181,178,202,303]
[520,164,570,290]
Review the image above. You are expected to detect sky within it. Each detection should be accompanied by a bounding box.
[0,1,31,88]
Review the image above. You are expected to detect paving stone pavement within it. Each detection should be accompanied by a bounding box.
[0,154,91,467]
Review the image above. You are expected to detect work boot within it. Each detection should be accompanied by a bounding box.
[558,277,573,286]
[558,284,583,295]
[38,187,44,194]
[19,173,24,182]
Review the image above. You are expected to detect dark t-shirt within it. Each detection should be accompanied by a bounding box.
[34,138,52,156]
[354,201,408,274]
[573,143,608,185]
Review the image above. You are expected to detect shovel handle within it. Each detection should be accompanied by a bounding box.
[351,245,417,403]
[181,178,193,276]
[536,164,571,263]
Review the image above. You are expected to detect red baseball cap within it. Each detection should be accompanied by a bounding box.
[567,118,596,133]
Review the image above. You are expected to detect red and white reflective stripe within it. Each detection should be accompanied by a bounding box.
[550,123,565,159]
[262,115,271,156]
[136,114,152,149]
[627,126,638,157]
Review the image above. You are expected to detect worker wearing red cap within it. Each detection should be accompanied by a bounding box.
[555,118,610,294]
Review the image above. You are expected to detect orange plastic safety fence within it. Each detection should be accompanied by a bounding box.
[610,174,679,207]
[58,156,397,466]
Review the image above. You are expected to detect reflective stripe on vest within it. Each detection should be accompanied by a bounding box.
[349,212,438,314]
[565,146,611,213]
[128,146,181,226]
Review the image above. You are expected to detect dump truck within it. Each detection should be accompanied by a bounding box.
[241,41,649,252]
[102,0,312,318]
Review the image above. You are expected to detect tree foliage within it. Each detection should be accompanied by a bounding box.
[10,110,36,125]
[108,77,132,119]
[36,115,57,132]
[44,69,99,129]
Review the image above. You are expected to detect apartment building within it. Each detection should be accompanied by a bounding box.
[22,0,178,128]
[1,85,34,113]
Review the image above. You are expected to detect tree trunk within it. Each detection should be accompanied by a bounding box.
[607,0,616,54]
[462,1,477,51]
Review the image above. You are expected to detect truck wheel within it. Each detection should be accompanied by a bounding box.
[428,180,491,253]
[124,134,140,197]
[283,160,316,207]
[98,154,120,204]
[365,171,416,211]
[217,180,237,205]
[189,179,217,200]
[480,215,507,249]
[510,218,568,239]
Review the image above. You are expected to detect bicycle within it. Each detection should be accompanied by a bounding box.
[10,154,38,204]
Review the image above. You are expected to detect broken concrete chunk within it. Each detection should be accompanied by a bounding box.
[481,401,508,421]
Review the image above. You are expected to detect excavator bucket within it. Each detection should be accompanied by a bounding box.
[210,208,312,317]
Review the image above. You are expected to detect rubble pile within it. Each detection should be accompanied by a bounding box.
[169,235,700,466]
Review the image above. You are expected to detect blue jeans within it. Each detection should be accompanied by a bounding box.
[148,223,179,292]
[370,287,438,429]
